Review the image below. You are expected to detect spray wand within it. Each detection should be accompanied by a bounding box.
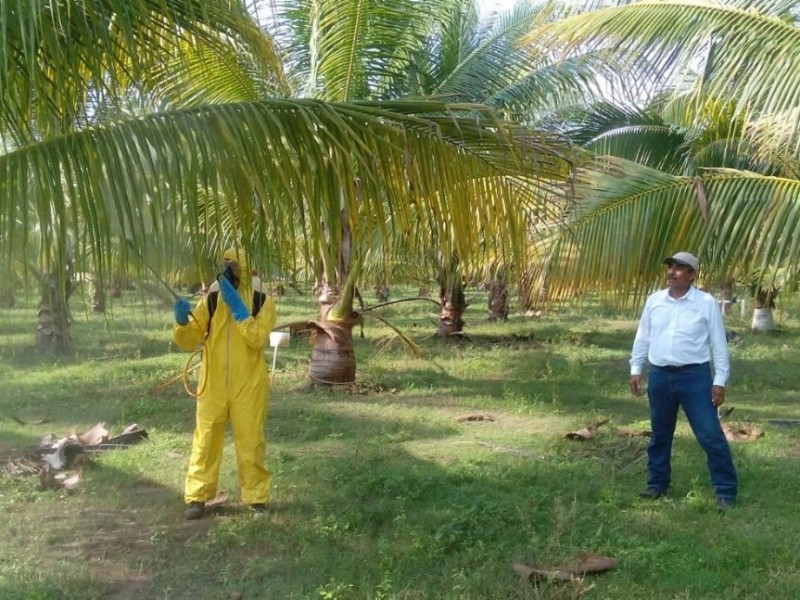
[126,240,197,322]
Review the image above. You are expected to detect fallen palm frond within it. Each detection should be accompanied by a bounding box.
[564,419,609,440]
[455,412,496,422]
[1,423,149,491]
[723,422,764,442]
[512,553,618,584]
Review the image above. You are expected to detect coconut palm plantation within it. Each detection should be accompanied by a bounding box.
[2,0,800,597]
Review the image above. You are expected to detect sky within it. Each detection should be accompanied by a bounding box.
[252,1,524,34]
[255,0,522,25]
[479,0,519,18]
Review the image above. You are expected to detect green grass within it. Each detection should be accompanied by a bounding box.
[1,286,800,599]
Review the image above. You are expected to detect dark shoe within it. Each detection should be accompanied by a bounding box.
[184,501,205,520]
[716,497,736,512]
[638,488,666,500]
[249,503,268,514]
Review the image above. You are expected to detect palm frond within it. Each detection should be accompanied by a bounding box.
[272,0,444,101]
[0,98,573,281]
[544,157,800,301]
[0,0,281,141]
[535,0,800,134]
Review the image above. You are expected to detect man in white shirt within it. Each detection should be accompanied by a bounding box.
[629,252,738,511]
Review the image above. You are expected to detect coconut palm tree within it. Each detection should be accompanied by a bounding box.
[238,0,578,371]
[527,0,800,314]
[0,0,574,367]
[310,0,603,337]
[549,91,792,327]
[1,0,284,351]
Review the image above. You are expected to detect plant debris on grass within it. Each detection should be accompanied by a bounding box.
[1,422,148,490]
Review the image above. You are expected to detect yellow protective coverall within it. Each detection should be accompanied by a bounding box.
[173,249,276,505]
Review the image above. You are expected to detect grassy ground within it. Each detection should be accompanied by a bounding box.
[1,285,799,599]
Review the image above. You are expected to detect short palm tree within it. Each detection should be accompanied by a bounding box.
[243,0,577,376]
[528,0,800,309]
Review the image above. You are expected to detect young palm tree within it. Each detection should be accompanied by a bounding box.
[245,0,578,373]
[528,0,800,312]
[271,0,596,341]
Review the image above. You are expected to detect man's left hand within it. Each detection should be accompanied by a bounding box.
[711,385,725,408]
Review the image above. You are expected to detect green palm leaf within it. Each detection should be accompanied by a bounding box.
[545,157,800,301]
[1,0,280,141]
[0,98,572,277]
[535,0,800,145]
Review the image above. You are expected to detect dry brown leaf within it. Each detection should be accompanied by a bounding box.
[456,412,495,422]
[39,466,60,490]
[78,422,109,446]
[723,422,764,442]
[55,469,83,490]
[565,419,609,440]
[206,491,230,509]
[101,426,148,447]
[564,554,619,574]
[512,554,618,585]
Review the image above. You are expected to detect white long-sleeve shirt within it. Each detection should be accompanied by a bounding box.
[630,286,730,387]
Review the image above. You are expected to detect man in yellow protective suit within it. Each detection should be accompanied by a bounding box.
[172,248,276,519]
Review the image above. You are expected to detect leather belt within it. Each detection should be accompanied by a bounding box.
[656,363,706,372]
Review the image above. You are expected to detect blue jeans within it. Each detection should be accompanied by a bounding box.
[647,363,738,500]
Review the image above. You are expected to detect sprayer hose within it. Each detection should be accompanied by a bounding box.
[182,347,207,398]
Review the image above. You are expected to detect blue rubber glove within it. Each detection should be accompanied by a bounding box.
[174,297,191,325]
[219,276,249,322]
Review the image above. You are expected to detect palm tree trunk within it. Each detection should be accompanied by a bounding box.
[37,270,74,352]
[308,209,362,385]
[308,318,359,385]
[438,278,466,337]
[518,270,548,311]
[751,307,774,331]
[750,284,778,332]
[87,274,106,313]
[36,240,76,352]
[375,285,390,302]
[0,286,14,308]
[308,274,363,385]
[487,278,509,321]
[719,280,734,317]
[0,264,16,307]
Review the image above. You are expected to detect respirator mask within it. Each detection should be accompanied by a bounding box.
[219,264,240,289]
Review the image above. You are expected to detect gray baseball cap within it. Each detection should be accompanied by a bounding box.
[663,251,699,272]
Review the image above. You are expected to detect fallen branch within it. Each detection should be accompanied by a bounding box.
[512,554,618,584]
[8,414,50,426]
